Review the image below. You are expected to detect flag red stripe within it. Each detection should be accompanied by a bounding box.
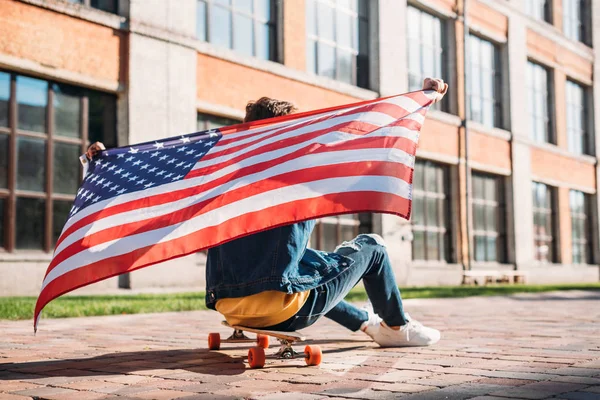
[47,158,414,275]
[55,135,417,251]
[190,118,421,178]
[35,191,411,322]
[205,102,415,161]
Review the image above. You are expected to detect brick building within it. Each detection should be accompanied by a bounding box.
[0,0,598,295]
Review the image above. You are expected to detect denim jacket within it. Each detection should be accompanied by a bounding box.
[205,220,354,309]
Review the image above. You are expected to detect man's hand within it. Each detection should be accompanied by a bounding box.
[422,78,448,102]
[86,142,105,160]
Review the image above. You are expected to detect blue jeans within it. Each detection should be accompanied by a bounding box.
[263,234,408,332]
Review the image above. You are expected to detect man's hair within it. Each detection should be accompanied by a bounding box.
[244,97,298,123]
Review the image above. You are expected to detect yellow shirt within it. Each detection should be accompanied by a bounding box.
[215,290,310,328]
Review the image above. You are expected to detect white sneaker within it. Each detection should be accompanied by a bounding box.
[363,313,441,347]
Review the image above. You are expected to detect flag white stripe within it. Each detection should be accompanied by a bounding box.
[53,145,416,257]
[43,174,412,290]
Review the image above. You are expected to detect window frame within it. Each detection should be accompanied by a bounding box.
[66,0,119,14]
[526,0,552,23]
[527,61,555,145]
[196,112,240,132]
[310,215,362,252]
[196,0,279,62]
[562,0,591,45]
[0,70,116,253]
[471,172,507,263]
[406,5,449,113]
[569,190,593,265]
[565,79,592,156]
[411,160,452,262]
[305,0,370,88]
[467,34,503,129]
[532,182,559,263]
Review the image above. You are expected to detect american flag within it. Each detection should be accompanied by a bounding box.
[34,90,438,330]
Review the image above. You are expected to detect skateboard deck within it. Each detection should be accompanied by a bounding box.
[221,321,305,342]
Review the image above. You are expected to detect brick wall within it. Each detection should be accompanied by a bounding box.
[0,0,124,84]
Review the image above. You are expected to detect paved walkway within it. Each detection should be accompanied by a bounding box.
[1,291,600,400]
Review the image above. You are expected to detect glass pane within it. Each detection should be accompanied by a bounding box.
[306,0,316,36]
[233,0,252,13]
[485,177,496,200]
[0,134,7,188]
[88,91,117,148]
[337,49,353,84]
[0,198,4,248]
[486,205,497,231]
[209,5,232,49]
[317,1,335,41]
[16,197,45,250]
[196,0,207,41]
[425,164,437,191]
[0,72,9,128]
[472,175,483,199]
[322,222,337,252]
[233,13,254,57]
[53,142,81,195]
[486,236,497,262]
[413,162,424,190]
[317,43,336,79]
[16,136,46,192]
[255,22,270,60]
[340,224,355,243]
[473,203,485,230]
[336,11,353,49]
[255,0,271,20]
[425,197,438,227]
[53,200,72,246]
[90,0,117,13]
[412,196,424,225]
[17,76,47,133]
[572,243,581,264]
[412,230,425,260]
[53,84,81,138]
[426,231,438,260]
[474,235,486,261]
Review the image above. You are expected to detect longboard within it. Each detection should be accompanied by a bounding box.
[207,321,322,368]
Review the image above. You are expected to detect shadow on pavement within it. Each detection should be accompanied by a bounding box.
[0,348,249,378]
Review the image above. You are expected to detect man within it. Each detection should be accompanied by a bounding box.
[85,78,448,347]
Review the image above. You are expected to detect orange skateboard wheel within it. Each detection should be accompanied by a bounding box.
[208,333,221,350]
[304,345,322,366]
[256,334,269,349]
[248,346,266,368]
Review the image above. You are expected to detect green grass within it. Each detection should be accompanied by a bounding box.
[2,283,599,321]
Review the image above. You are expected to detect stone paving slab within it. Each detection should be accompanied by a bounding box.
[1,290,600,400]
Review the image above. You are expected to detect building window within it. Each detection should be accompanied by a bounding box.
[472,173,506,263]
[306,0,370,88]
[197,113,239,131]
[196,0,278,61]
[527,62,553,144]
[0,70,116,252]
[527,0,552,22]
[468,35,502,128]
[570,190,592,264]
[407,6,448,112]
[532,182,558,263]
[411,160,451,262]
[566,80,591,155]
[310,215,360,252]
[66,0,119,13]
[563,0,590,44]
